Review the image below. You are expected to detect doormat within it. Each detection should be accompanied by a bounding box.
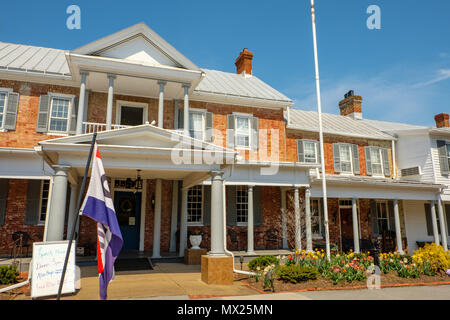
[114,258,154,272]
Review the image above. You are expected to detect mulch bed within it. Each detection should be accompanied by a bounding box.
[238,272,450,294]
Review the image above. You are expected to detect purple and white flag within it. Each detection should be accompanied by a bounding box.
[80,143,123,300]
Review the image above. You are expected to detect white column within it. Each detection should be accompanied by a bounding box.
[152,179,162,258]
[182,83,190,136]
[247,185,255,254]
[169,181,179,253]
[47,165,70,241]
[294,187,301,251]
[430,200,440,245]
[305,187,313,252]
[437,198,448,251]
[281,188,288,249]
[393,199,403,253]
[179,187,188,256]
[352,198,360,253]
[106,74,116,131]
[67,183,79,240]
[76,71,88,135]
[157,80,166,128]
[209,171,225,256]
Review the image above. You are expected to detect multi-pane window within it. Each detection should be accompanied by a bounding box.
[236,186,248,224]
[0,93,6,128]
[376,201,389,233]
[235,116,251,148]
[447,144,450,169]
[39,180,50,224]
[189,112,204,140]
[310,199,323,237]
[187,185,203,224]
[339,144,353,173]
[304,141,318,163]
[49,97,70,132]
[369,148,383,176]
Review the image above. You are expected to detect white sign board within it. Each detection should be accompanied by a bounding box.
[31,241,76,298]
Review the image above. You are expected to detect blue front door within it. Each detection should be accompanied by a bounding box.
[114,191,141,250]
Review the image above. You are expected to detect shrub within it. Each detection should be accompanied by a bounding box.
[277,265,319,284]
[0,265,19,285]
[248,255,279,271]
[413,243,450,273]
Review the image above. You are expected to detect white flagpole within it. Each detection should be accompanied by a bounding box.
[310,0,331,260]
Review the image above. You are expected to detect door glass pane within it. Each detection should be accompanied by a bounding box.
[120,106,144,126]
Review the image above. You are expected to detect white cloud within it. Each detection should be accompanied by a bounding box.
[413,69,450,88]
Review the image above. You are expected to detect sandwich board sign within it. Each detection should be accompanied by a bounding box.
[31,241,76,298]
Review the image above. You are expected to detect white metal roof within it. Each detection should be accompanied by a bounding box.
[287,109,394,140]
[0,42,70,76]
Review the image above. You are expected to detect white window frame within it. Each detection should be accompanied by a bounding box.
[339,144,353,174]
[115,100,148,126]
[234,113,252,150]
[187,185,204,226]
[236,185,249,226]
[0,88,13,131]
[38,180,50,226]
[304,140,319,164]
[189,108,206,141]
[368,146,385,177]
[446,143,450,169]
[310,198,323,238]
[375,200,390,233]
[47,93,75,135]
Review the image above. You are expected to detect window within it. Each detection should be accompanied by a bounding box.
[116,101,148,126]
[0,92,6,128]
[376,201,389,233]
[310,199,323,237]
[447,144,450,169]
[370,148,383,176]
[39,180,50,224]
[189,111,204,140]
[365,146,390,177]
[235,116,251,148]
[49,97,71,132]
[187,185,203,225]
[339,144,353,173]
[236,186,248,224]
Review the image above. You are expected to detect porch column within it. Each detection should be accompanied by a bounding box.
[106,74,116,131]
[66,183,79,240]
[430,200,440,245]
[182,83,190,136]
[179,187,188,256]
[294,187,301,251]
[281,188,288,249]
[437,198,448,251]
[305,187,313,252]
[393,199,403,254]
[169,181,179,253]
[247,185,255,254]
[157,80,167,128]
[352,198,360,253]
[76,71,88,135]
[47,165,70,241]
[210,171,225,256]
[152,179,162,258]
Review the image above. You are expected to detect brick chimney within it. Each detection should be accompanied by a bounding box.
[434,113,449,128]
[235,48,253,75]
[339,90,363,120]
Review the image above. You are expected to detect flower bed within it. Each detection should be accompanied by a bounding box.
[243,244,450,293]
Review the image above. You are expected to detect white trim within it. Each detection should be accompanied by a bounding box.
[234,113,252,150]
[47,94,73,135]
[43,176,54,242]
[186,185,204,226]
[0,90,9,130]
[115,100,149,125]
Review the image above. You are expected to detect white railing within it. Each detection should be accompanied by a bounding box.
[83,122,132,134]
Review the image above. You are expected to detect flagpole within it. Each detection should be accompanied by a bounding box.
[57,132,97,300]
[310,0,331,260]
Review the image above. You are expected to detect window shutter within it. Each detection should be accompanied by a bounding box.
[36,95,50,133]
[68,97,78,135]
[297,140,305,162]
[365,146,373,176]
[253,186,262,226]
[424,203,433,236]
[251,117,259,150]
[382,148,391,177]
[333,143,341,173]
[227,114,235,148]
[352,144,360,174]
[387,200,395,232]
[203,185,211,226]
[316,141,321,164]
[0,179,8,226]
[370,200,379,236]
[25,180,42,225]
[204,112,213,142]
[445,204,450,235]
[4,92,19,130]
[226,185,237,226]
[437,140,450,175]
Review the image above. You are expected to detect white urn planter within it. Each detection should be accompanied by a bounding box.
[189,235,202,250]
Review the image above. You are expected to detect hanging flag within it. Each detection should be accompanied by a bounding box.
[80,143,123,300]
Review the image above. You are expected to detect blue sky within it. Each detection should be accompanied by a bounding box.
[1,0,449,126]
